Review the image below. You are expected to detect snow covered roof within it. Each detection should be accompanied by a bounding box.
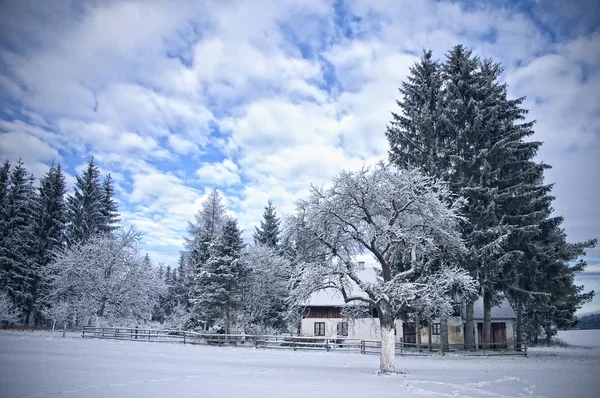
[471,297,516,320]
[305,265,376,307]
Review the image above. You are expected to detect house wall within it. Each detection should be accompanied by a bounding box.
[418,317,464,345]
[301,313,515,346]
[300,317,406,343]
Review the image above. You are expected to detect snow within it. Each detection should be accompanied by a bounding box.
[1,331,599,397]
[556,329,600,347]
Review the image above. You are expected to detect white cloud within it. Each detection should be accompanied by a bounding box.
[195,159,240,186]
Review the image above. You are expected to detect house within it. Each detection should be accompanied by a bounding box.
[300,287,516,349]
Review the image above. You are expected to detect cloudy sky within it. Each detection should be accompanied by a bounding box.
[0,0,598,313]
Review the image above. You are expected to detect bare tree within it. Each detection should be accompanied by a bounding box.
[287,163,477,373]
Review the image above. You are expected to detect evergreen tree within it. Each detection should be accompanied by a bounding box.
[250,200,289,331]
[0,160,12,284]
[193,218,245,333]
[173,253,190,310]
[32,162,67,323]
[185,189,227,328]
[386,45,595,348]
[66,158,105,245]
[0,159,38,323]
[165,265,172,282]
[253,200,281,248]
[99,174,119,233]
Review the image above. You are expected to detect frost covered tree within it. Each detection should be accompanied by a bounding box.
[192,218,246,333]
[0,159,38,324]
[0,291,19,324]
[253,200,281,248]
[185,189,227,328]
[243,244,291,333]
[249,200,289,331]
[46,227,164,326]
[287,163,477,373]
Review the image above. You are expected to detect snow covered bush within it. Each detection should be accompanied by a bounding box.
[287,162,478,373]
[0,292,20,324]
[45,227,165,326]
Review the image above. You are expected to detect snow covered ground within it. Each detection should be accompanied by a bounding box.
[1,331,599,398]
[556,329,600,347]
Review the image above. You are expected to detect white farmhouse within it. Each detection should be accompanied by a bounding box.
[300,287,516,349]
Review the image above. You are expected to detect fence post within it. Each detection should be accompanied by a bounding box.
[62,322,67,338]
[183,333,186,345]
[360,340,365,354]
[326,339,330,352]
[524,341,527,357]
[293,341,296,351]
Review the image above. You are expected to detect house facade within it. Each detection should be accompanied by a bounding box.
[300,291,516,349]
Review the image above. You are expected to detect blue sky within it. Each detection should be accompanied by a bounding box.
[0,0,598,313]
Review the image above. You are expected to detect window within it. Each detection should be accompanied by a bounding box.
[432,323,441,335]
[337,322,348,337]
[456,325,461,334]
[314,322,325,336]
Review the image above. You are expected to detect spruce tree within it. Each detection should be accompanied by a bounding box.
[185,189,227,328]
[66,158,105,244]
[0,160,11,285]
[253,200,281,248]
[0,159,38,323]
[386,45,595,348]
[100,174,119,233]
[193,218,245,333]
[32,162,67,323]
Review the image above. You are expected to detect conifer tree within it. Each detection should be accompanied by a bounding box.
[193,218,245,333]
[66,158,105,245]
[387,45,596,348]
[0,159,38,323]
[253,200,281,248]
[0,160,12,284]
[32,162,67,322]
[185,189,227,328]
[100,174,119,233]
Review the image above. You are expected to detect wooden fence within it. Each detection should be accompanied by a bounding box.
[81,326,526,356]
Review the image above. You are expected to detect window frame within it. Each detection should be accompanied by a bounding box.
[432,323,441,335]
[337,321,348,337]
[314,322,326,336]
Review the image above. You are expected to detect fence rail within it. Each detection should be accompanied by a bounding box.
[81,326,526,356]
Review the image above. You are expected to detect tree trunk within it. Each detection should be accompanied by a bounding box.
[415,315,421,352]
[464,300,474,350]
[440,317,449,352]
[377,301,395,373]
[96,297,107,327]
[515,298,523,351]
[483,290,492,347]
[52,320,56,333]
[427,320,432,351]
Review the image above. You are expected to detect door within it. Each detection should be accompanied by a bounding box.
[403,322,416,344]
[491,322,507,348]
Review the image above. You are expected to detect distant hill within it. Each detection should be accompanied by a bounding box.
[575,313,600,330]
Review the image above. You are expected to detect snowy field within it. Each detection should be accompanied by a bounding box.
[1,331,599,398]
[556,329,600,347]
